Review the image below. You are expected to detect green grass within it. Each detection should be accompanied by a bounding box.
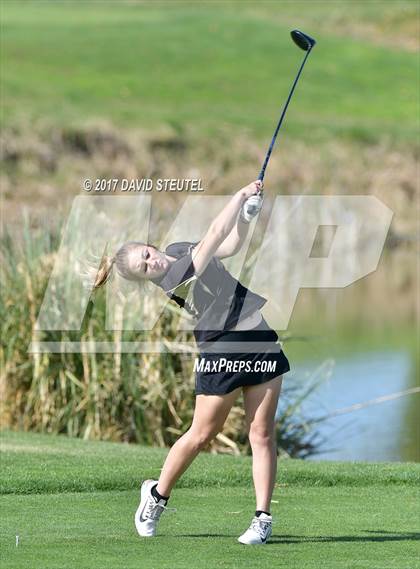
[2,431,419,494]
[1,431,419,568]
[1,1,418,144]
[2,487,419,569]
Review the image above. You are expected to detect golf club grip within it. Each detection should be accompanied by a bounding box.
[258,47,313,183]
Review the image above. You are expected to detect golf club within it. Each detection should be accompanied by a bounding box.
[257,29,316,184]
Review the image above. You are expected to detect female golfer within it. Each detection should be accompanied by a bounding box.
[93,180,290,545]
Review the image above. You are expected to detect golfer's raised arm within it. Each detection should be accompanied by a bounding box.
[191,181,261,276]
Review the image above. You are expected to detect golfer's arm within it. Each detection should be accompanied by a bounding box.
[213,214,250,259]
[191,191,247,275]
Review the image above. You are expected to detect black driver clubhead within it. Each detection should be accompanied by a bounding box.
[257,28,317,182]
[291,29,316,51]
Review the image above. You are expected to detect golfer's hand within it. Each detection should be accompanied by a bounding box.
[240,180,264,199]
[239,186,264,224]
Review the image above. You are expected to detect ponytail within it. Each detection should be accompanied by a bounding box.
[81,240,153,292]
[93,255,115,290]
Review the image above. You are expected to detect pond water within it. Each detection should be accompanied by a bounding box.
[277,350,419,462]
[268,246,419,462]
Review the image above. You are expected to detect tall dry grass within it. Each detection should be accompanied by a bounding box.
[0,216,327,457]
[1,122,418,238]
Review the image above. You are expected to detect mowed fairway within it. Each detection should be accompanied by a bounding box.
[1,432,419,569]
[1,1,418,143]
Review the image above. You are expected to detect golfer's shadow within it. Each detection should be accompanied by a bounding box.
[268,530,420,545]
[178,530,420,544]
[177,533,237,538]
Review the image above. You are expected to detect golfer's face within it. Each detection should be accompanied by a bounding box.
[128,245,169,280]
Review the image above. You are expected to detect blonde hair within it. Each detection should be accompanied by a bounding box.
[87,241,155,291]
[93,254,116,289]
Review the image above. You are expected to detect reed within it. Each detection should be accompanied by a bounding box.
[0,216,326,457]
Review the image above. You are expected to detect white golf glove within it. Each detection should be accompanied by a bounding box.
[239,192,264,223]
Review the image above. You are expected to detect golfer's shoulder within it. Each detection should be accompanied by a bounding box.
[165,241,197,259]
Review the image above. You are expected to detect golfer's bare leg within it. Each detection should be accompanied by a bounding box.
[156,387,241,497]
[243,376,283,512]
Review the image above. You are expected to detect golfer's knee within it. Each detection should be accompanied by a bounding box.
[248,423,275,448]
[188,427,218,450]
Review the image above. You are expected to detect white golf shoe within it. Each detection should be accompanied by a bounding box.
[134,479,171,537]
[238,513,273,545]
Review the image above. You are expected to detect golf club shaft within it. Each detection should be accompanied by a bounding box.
[258,46,313,183]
